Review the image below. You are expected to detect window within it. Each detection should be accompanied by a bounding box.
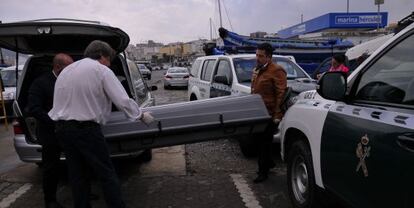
[201,60,215,81]
[168,68,188,73]
[276,59,307,79]
[128,61,148,105]
[1,70,22,87]
[214,60,232,84]
[355,34,414,106]
[233,58,255,83]
[190,59,202,77]
[232,57,308,83]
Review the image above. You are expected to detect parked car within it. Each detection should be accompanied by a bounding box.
[0,19,269,165]
[188,54,317,157]
[0,65,23,117]
[137,63,151,80]
[163,67,190,89]
[280,21,414,208]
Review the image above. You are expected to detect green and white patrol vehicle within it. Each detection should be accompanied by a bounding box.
[280,22,414,208]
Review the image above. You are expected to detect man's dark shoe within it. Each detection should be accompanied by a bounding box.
[253,173,268,183]
[89,193,100,201]
[45,201,65,208]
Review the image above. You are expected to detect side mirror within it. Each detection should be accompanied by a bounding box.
[213,75,230,85]
[150,86,158,91]
[317,72,347,101]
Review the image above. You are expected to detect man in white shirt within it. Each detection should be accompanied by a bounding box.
[49,40,153,208]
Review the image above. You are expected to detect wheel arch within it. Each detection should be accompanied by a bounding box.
[283,127,311,161]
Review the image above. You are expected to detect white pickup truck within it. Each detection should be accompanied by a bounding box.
[188,54,317,157]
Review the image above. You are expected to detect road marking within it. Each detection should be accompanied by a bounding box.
[230,174,262,208]
[0,183,32,208]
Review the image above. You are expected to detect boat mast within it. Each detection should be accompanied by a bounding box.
[210,18,213,40]
[218,0,223,28]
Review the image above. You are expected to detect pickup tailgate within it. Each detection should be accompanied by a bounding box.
[102,94,271,152]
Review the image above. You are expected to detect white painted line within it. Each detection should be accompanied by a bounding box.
[0,183,32,208]
[230,174,262,208]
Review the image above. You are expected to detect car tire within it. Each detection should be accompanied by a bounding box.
[139,149,152,162]
[190,94,197,101]
[287,140,319,208]
[238,135,258,158]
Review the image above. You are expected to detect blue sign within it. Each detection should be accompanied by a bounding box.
[278,12,388,39]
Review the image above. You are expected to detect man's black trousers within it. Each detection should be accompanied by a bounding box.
[38,128,61,203]
[56,121,125,208]
[257,122,277,174]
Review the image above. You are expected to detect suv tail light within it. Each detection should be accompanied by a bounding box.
[165,75,172,79]
[13,120,23,134]
[184,75,189,79]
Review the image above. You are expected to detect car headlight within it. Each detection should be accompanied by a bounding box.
[287,95,298,107]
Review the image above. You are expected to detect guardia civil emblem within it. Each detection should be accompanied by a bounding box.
[356,134,370,177]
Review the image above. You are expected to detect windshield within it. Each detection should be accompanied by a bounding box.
[233,57,309,83]
[1,70,21,87]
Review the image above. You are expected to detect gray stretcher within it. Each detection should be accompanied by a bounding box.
[102,94,271,154]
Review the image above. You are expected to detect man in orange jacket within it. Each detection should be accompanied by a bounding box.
[251,42,287,183]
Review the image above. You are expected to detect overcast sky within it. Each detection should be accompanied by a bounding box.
[1,0,413,45]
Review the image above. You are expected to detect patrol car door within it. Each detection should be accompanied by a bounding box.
[210,58,233,98]
[320,31,414,208]
[198,59,216,99]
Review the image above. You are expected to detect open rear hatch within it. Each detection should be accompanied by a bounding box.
[102,95,271,153]
[0,19,129,54]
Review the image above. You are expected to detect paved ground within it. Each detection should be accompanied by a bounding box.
[0,69,293,208]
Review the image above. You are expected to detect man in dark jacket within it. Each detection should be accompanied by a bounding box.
[27,53,73,208]
[251,43,287,183]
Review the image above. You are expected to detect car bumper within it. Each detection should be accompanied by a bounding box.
[164,79,188,87]
[13,134,147,163]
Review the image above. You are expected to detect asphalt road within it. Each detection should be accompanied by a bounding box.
[0,69,293,208]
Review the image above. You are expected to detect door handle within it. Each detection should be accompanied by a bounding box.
[397,135,414,153]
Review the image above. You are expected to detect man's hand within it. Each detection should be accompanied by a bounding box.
[273,118,281,125]
[141,112,155,126]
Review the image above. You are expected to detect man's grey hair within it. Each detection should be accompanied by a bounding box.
[84,40,116,61]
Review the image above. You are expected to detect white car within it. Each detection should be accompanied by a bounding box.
[188,54,317,157]
[188,54,314,101]
[163,67,190,89]
[280,22,414,208]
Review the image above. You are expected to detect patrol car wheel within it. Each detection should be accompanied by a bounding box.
[238,136,258,158]
[287,140,318,208]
